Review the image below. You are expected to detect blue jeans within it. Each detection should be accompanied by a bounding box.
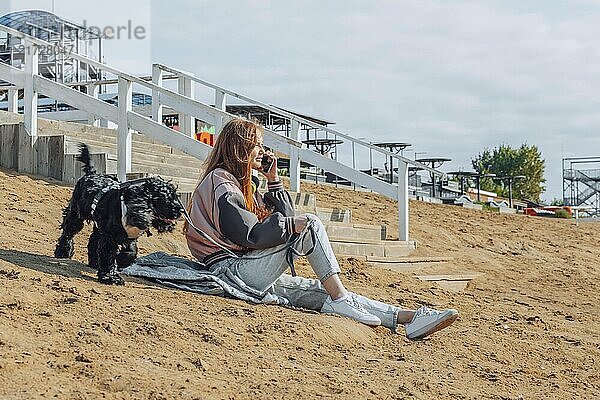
[210,214,401,329]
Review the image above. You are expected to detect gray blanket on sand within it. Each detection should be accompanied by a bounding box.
[121,252,289,306]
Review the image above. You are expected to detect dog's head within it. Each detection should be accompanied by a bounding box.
[143,176,184,233]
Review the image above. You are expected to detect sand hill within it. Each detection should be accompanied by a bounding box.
[0,167,598,399]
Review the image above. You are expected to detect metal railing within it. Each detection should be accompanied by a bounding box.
[0,24,444,241]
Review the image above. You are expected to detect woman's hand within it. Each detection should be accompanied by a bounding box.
[260,150,279,182]
[293,216,308,234]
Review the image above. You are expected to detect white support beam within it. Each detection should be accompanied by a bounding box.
[214,89,226,135]
[299,147,397,199]
[160,90,220,126]
[34,76,118,122]
[261,130,301,155]
[289,119,301,192]
[0,61,26,87]
[152,64,163,122]
[8,88,18,113]
[117,77,133,181]
[397,161,409,241]
[86,83,100,126]
[24,42,38,140]
[177,76,195,137]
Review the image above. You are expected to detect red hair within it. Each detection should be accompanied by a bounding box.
[184,118,270,234]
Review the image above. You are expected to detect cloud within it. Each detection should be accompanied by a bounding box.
[146,0,600,201]
[4,0,600,201]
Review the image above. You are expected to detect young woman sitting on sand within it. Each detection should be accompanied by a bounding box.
[185,117,458,339]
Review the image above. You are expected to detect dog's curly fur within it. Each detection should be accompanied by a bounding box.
[54,144,184,285]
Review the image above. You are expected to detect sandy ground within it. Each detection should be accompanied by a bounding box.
[0,168,598,399]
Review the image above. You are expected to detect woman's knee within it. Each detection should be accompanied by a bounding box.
[304,213,324,230]
[271,274,328,310]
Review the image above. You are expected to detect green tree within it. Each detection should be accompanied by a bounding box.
[471,144,546,202]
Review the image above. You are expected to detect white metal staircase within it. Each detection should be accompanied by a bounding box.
[564,169,600,205]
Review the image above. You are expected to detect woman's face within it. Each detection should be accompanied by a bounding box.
[249,133,264,170]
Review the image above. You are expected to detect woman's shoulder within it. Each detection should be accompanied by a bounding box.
[212,167,237,180]
[198,168,241,192]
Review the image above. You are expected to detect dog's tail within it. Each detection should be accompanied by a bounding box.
[76,143,96,175]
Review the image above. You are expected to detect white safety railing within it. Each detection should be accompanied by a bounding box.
[0,24,443,241]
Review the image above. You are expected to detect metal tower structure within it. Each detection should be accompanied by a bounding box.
[562,157,600,217]
[0,10,103,85]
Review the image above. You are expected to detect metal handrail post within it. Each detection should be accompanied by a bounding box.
[24,40,38,140]
[152,64,163,122]
[117,77,133,181]
[8,88,19,113]
[214,89,226,136]
[289,119,301,192]
[397,161,409,241]
[178,75,195,137]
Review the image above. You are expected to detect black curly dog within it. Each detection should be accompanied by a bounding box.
[54,144,184,285]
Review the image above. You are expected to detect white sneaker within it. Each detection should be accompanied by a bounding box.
[321,293,381,326]
[404,306,458,339]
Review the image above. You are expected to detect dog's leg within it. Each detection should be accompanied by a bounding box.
[87,227,101,269]
[116,239,138,270]
[96,234,125,285]
[54,204,84,259]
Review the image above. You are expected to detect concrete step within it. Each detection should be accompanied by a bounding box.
[414,273,483,292]
[297,206,351,223]
[63,133,203,165]
[130,162,201,179]
[44,126,150,145]
[367,255,453,263]
[163,182,197,193]
[79,152,202,181]
[72,143,200,172]
[155,175,199,186]
[63,134,192,161]
[366,256,453,272]
[43,123,190,157]
[38,120,160,145]
[64,138,204,176]
[330,239,415,258]
[288,191,317,211]
[58,130,197,165]
[325,222,386,241]
[102,159,194,183]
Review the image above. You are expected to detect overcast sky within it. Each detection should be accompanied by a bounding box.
[5,0,600,201]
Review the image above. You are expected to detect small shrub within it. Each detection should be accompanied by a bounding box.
[482,204,499,212]
[555,209,570,219]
